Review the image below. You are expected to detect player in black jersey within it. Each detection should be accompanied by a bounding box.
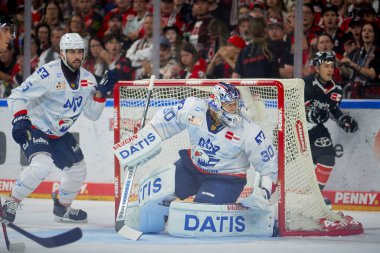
[303,51,358,203]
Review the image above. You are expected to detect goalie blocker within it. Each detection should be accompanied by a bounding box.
[113,123,162,168]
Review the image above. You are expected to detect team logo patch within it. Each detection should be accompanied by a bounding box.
[254,130,266,145]
[330,92,341,102]
[80,80,88,87]
[187,115,203,126]
[225,131,241,143]
[55,81,66,90]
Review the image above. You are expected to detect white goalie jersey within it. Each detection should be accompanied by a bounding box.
[150,97,278,181]
[7,60,105,137]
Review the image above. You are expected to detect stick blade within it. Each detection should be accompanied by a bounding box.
[39,227,83,248]
[118,226,142,241]
[9,242,25,253]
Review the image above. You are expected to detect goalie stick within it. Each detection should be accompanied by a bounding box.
[115,75,156,240]
[0,198,25,253]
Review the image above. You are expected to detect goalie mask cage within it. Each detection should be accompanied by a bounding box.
[113,79,363,237]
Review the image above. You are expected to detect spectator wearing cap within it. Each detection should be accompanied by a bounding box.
[206,35,246,79]
[77,0,103,38]
[164,25,185,63]
[123,0,150,43]
[267,17,294,78]
[102,34,133,95]
[104,13,131,54]
[249,1,265,18]
[232,17,280,78]
[126,14,153,80]
[141,36,180,79]
[179,42,207,79]
[317,3,346,58]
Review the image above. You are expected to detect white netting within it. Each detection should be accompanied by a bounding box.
[114,79,344,235]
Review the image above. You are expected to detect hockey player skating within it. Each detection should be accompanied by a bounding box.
[304,51,358,204]
[114,82,278,237]
[0,14,14,50]
[2,33,117,223]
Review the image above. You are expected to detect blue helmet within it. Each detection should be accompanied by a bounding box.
[208,82,244,127]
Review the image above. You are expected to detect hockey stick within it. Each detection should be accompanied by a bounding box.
[0,217,82,248]
[0,198,25,253]
[115,75,156,240]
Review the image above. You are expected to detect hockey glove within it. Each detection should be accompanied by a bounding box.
[97,69,118,96]
[338,115,358,133]
[12,114,32,144]
[306,107,329,124]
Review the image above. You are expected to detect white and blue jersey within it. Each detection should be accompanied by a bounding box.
[150,97,278,182]
[8,60,105,138]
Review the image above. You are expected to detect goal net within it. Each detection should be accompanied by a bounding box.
[113,79,363,236]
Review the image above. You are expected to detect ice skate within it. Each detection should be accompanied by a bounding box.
[52,193,88,223]
[1,199,21,222]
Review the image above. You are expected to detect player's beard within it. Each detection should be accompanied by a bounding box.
[69,59,82,70]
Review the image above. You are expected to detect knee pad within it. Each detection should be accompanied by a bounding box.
[13,153,54,200]
[59,160,87,205]
[138,165,176,233]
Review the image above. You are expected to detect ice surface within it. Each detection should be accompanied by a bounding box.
[1,198,379,253]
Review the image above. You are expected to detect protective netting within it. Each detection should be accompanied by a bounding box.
[114,79,346,235]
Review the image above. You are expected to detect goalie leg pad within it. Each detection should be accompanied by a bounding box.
[12,153,54,201]
[167,202,275,237]
[138,165,176,233]
[59,160,87,205]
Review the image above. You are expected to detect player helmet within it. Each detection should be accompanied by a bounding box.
[208,82,244,127]
[313,51,336,67]
[60,33,86,70]
[0,15,15,39]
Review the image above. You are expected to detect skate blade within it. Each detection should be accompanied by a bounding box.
[54,216,88,223]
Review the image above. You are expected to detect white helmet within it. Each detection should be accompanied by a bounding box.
[60,33,86,70]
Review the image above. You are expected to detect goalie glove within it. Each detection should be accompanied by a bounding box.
[240,175,272,210]
[337,115,358,133]
[306,106,329,124]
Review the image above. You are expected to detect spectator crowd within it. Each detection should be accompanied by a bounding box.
[1,0,379,98]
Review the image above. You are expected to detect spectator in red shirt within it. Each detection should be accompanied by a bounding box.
[179,42,206,79]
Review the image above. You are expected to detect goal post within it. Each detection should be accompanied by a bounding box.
[113,78,363,237]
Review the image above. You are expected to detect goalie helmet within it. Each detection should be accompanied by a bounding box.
[59,33,86,70]
[0,15,15,39]
[313,51,336,67]
[208,82,244,127]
